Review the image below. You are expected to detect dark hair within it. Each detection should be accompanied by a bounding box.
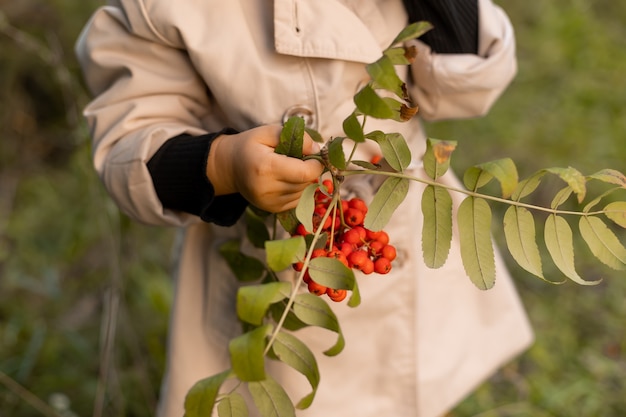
[402,0,478,54]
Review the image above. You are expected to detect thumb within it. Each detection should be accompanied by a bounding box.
[302,131,321,156]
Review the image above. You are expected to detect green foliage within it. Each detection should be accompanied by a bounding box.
[248,377,295,417]
[421,185,453,269]
[276,116,305,158]
[458,197,496,290]
[503,206,548,281]
[230,324,272,382]
[270,331,320,409]
[426,2,626,415]
[364,177,410,231]
[185,371,231,417]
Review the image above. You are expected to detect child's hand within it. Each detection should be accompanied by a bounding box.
[207,125,324,213]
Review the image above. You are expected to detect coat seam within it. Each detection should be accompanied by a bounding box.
[303,57,321,132]
[134,0,176,47]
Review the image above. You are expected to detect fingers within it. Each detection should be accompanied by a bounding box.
[253,124,320,157]
[302,132,320,155]
[267,153,323,185]
[245,184,310,213]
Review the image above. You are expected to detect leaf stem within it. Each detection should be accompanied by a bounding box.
[263,193,340,355]
[341,169,612,217]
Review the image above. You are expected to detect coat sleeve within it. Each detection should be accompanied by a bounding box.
[75,3,214,226]
[407,0,517,121]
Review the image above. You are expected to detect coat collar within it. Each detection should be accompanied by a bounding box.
[273,0,389,63]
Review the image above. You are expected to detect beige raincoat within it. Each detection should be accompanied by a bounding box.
[76,0,534,416]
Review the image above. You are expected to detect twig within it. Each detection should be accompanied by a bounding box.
[0,371,63,417]
[92,196,124,417]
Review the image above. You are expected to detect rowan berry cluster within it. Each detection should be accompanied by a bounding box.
[292,179,397,302]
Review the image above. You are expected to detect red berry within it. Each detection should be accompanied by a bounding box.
[348,198,368,215]
[326,288,347,302]
[347,249,369,270]
[374,257,392,274]
[292,261,304,272]
[365,228,381,241]
[338,242,355,257]
[368,240,385,258]
[321,179,334,195]
[327,249,349,268]
[352,226,367,242]
[344,208,364,227]
[294,223,309,236]
[361,258,375,275]
[341,200,350,213]
[370,154,383,165]
[314,205,327,216]
[308,280,327,296]
[311,248,327,259]
[341,228,362,246]
[374,230,390,246]
[381,245,397,261]
[303,270,312,284]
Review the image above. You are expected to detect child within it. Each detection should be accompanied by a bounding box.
[76,1,533,415]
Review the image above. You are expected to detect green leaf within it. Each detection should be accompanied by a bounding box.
[269,303,309,332]
[271,331,320,409]
[364,177,410,231]
[184,370,231,417]
[246,208,271,249]
[342,113,365,143]
[305,127,324,143]
[458,197,495,290]
[421,185,453,268]
[327,137,347,170]
[579,216,626,270]
[423,138,457,180]
[229,324,273,382]
[217,393,249,417]
[265,236,306,272]
[276,116,304,158]
[219,240,266,282]
[464,159,518,198]
[550,186,574,210]
[389,21,434,46]
[478,159,519,198]
[383,46,411,65]
[305,232,328,251]
[381,97,404,122]
[369,133,412,172]
[583,187,623,213]
[353,84,396,119]
[351,160,380,170]
[544,214,601,285]
[295,184,318,233]
[292,293,345,356]
[511,171,546,201]
[503,206,555,282]
[248,377,296,417]
[546,167,587,203]
[308,257,360,307]
[237,282,292,325]
[277,209,299,235]
[364,130,385,142]
[366,55,405,98]
[604,202,626,228]
[588,168,626,188]
[463,166,493,191]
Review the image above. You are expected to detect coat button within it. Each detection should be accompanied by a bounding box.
[282,105,316,130]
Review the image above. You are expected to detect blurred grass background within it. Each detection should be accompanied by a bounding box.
[0,1,624,416]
